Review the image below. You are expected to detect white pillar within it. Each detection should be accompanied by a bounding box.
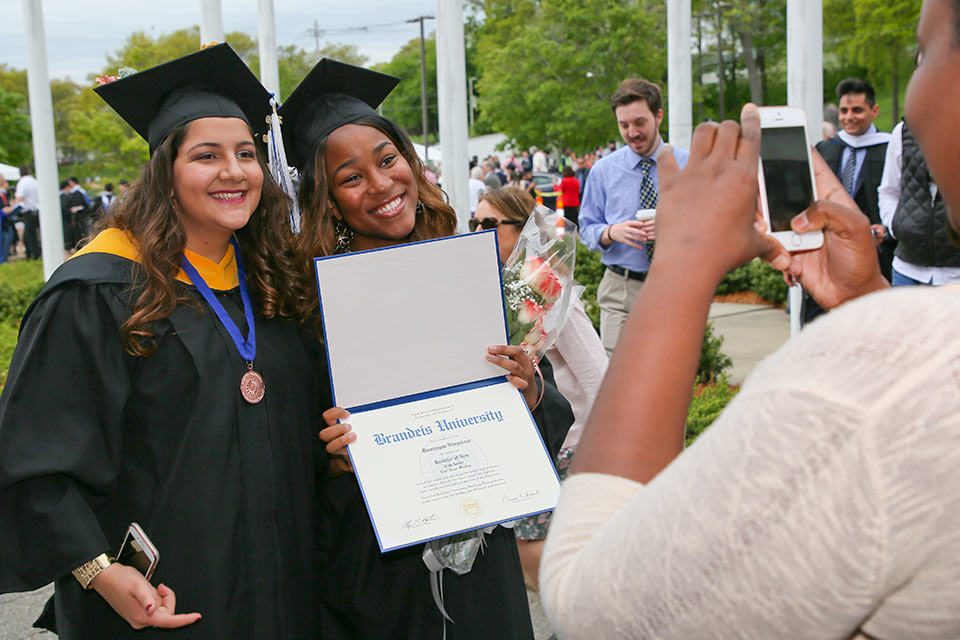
[787,0,822,146]
[199,0,224,45]
[434,0,470,232]
[667,0,692,150]
[787,0,822,336]
[788,285,802,336]
[21,0,63,281]
[258,0,281,100]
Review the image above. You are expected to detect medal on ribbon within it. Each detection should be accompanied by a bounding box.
[180,237,264,404]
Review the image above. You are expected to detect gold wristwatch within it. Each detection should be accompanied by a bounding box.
[72,553,114,590]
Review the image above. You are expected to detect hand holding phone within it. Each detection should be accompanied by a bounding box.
[117,522,159,581]
[766,151,890,310]
[757,106,823,252]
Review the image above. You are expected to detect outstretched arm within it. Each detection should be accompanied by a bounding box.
[570,104,788,484]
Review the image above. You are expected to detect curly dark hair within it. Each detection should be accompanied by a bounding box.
[96,119,302,356]
[293,114,457,321]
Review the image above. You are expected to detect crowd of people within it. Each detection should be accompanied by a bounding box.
[1,0,959,637]
[0,167,128,262]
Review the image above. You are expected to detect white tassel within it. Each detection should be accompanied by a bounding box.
[266,96,302,234]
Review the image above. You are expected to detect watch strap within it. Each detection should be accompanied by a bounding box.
[71,553,114,590]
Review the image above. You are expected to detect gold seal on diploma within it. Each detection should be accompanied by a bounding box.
[460,497,482,517]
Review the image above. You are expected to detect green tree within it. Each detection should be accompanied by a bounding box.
[476,0,667,152]
[825,0,919,123]
[249,43,368,100]
[0,87,32,166]
[374,36,437,142]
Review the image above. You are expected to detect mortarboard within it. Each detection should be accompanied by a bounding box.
[278,59,400,170]
[94,43,271,155]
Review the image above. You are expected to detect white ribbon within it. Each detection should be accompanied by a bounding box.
[421,524,509,639]
[837,126,891,149]
[266,96,302,234]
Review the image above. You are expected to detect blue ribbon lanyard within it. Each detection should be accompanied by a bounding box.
[179,237,256,364]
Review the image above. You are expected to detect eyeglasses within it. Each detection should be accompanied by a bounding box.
[468,217,525,232]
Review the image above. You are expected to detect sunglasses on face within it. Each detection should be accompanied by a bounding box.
[468,217,525,231]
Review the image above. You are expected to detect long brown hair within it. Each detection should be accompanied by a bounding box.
[479,186,536,224]
[294,114,457,320]
[99,119,301,356]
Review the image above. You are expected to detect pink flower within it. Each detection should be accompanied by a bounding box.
[94,75,119,86]
[517,299,545,325]
[521,256,562,306]
[519,256,546,282]
[523,326,545,346]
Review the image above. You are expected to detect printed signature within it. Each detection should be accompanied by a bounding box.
[502,490,542,504]
[400,513,439,530]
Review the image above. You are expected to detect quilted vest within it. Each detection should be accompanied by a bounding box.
[892,123,960,267]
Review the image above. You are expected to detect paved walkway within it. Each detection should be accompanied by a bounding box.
[0,304,792,639]
[708,302,791,385]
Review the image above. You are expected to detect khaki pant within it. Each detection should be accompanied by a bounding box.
[597,267,645,358]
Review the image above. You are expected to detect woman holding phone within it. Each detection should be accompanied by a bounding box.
[540,1,960,637]
[0,45,323,638]
[280,59,573,640]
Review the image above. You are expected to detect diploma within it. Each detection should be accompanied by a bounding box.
[314,232,561,552]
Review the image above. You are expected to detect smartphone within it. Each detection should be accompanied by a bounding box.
[758,106,823,251]
[117,522,159,581]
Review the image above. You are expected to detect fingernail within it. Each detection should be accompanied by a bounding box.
[792,212,808,230]
[486,354,497,362]
[146,604,154,614]
[347,433,357,442]
[487,345,497,353]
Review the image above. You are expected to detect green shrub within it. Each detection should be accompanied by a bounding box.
[716,258,788,305]
[698,321,732,383]
[0,321,19,391]
[747,259,789,305]
[686,376,739,445]
[715,263,752,295]
[0,260,44,392]
[0,260,44,324]
[574,240,603,331]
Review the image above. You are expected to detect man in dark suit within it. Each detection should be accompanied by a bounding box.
[815,77,893,278]
[800,79,892,325]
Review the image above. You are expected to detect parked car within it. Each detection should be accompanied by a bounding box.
[532,171,561,209]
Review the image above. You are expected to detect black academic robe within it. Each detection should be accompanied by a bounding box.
[0,251,324,639]
[302,335,573,640]
[815,136,895,280]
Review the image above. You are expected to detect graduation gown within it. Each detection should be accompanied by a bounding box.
[302,335,573,640]
[0,230,324,639]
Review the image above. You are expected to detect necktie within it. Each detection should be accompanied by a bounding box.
[638,158,657,263]
[840,148,857,196]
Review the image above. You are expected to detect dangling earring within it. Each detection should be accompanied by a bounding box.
[334,218,354,254]
[416,200,425,216]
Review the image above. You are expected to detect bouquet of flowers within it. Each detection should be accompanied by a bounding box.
[502,205,582,362]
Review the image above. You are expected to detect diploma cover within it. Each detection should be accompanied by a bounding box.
[314,231,561,552]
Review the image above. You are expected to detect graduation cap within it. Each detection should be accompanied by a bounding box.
[278,59,400,170]
[94,43,271,155]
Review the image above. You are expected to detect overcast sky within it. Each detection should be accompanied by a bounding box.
[3,0,438,83]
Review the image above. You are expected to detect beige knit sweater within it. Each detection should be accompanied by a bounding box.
[540,285,960,639]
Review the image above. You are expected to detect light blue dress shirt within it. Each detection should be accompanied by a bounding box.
[579,138,689,272]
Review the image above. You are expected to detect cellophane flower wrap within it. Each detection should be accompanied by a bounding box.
[502,205,581,362]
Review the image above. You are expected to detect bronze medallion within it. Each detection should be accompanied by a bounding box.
[240,369,265,404]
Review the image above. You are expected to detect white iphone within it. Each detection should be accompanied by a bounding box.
[757,106,823,251]
[117,522,159,581]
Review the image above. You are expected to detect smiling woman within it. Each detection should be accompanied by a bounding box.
[280,58,574,640]
[0,44,324,639]
[173,118,264,260]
